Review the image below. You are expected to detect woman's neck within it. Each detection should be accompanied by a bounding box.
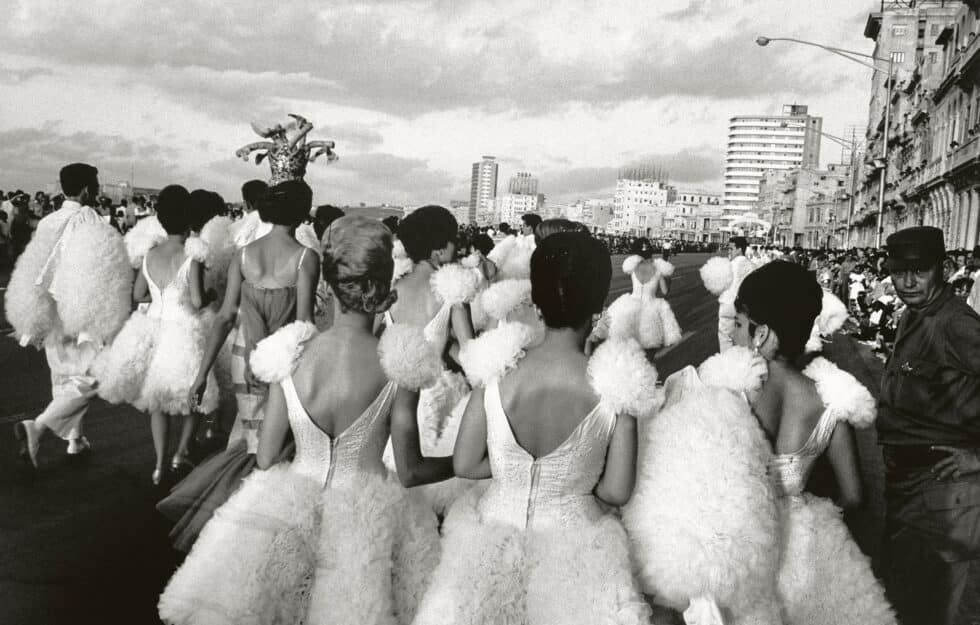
[167,233,188,244]
[538,325,589,353]
[330,307,375,334]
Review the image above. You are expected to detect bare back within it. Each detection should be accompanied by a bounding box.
[387,265,441,327]
[241,233,307,288]
[145,241,188,289]
[289,330,389,438]
[752,363,825,455]
[497,346,599,459]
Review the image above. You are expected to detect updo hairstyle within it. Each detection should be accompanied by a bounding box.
[257,179,313,227]
[735,260,822,360]
[321,215,398,315]
[397,205,457,263]
[156,185,191,235]
[531,232,611,329]
[187,189,224,232]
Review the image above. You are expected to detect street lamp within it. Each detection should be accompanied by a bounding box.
[756,35,894,248]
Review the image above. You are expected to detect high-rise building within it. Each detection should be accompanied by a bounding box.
[469,156,499,225]
[508,172,539,195]
[724,104,823,212]
[612,167,676,234]
[496,193,545,225]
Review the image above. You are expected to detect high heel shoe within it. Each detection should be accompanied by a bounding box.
[171,452,195,473]
[152,467,165,486]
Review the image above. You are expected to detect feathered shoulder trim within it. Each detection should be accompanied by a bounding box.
[294,222,321,255]
[378,323,442,391]
[587,338,660,419]
[199,215,235,265]
[698,346,767,396]
[622,255,643,274]
[652,258,675,278]
[487,235,517,266]
[249,321,318,384]
[480,278,532,321]
[458,321,536,387]
[806,291,849,353]
[700,256,733,296]
[430,263,480,305]
[391,239,414,285]
[802,357,876,428]
[184,235,209,263]
[124,216,167,268]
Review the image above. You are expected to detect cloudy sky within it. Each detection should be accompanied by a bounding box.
[0,0,877,206]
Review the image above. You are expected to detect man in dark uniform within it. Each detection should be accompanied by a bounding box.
[878,226,980,625]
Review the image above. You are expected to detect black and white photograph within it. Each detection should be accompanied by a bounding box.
[1,1,980,623]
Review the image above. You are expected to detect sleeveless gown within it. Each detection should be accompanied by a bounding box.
[93,251,218,415]
[772,407,896,625]
[159,374,441,625]
[412,378,653,625]
[157,247,307,551]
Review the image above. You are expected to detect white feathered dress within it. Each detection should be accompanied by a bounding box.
[382,264,480,516]
[772,357,895,625]
[623,347,784,625]
[93,240,219,416]
[412,334,660,625]
[594,256,681,350]
[158,322,441,625]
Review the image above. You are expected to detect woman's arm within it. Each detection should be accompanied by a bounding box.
[256,383,291,469]
[189,253,243,406]
[188,259,205,310]
[453,387,492,479]
[594,414,638,506]
[132,267,149,307]
[825,422,865,510]
[390,387,454,487]
[295,250,320,323]
[450,303,475,345]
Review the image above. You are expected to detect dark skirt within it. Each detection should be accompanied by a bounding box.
[157,439,295,552]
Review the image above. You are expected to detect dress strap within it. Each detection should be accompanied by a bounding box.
[297,247,309,273]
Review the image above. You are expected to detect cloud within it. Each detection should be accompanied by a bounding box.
[0,0,871,117]
[0,123,183,191]
[0,65,53,84]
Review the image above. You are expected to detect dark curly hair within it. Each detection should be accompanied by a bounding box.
[321,216,397,315]
[257,179,313,227]
[187,189,224,232]
[397,205,457,263]
[735,260,822,360]
[156,185,191,235]
[531,232,611,329]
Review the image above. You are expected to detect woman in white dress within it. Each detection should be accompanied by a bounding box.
[93,185,219,484]
[413,231,657,625]
[730,261,895,625]
[382,206,477,515]
[159,215,446,625]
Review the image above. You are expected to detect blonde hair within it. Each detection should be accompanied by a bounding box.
[321,216,397,314]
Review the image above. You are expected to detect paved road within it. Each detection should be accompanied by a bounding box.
[0,252,976,624]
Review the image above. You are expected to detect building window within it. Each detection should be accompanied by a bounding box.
[890,51,905,63]
[931,23,940,37]
[929,50,938,64]
[892,24,908,37]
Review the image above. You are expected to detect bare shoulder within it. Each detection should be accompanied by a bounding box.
[780,368,824,421]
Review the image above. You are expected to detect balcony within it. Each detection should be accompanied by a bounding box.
[949,136,980,174]
[959,30,980,79]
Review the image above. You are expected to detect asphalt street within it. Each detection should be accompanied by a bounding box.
[0,252,977,624]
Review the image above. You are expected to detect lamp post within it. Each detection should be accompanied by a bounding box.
[756,36,894,248]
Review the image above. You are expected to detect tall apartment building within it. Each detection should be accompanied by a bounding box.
[496,193,545,225]
[724,104,822,212]
[469,156,499,225]
[850,1,966,247]
[508,172,539,195]
[613,165,676,233]
[757,165,850,246]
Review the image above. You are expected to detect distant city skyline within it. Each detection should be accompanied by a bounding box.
[0,1,876,206]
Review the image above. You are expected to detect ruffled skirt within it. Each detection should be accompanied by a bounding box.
[777,494,896,625]
[158,467,440,625]
[413,490,656,625]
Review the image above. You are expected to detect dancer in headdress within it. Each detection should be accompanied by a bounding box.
[8,163,131,469]
[93,185,220,484]
[413,232,659,625]
[156,179,319,551]
[159,216,444,625]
